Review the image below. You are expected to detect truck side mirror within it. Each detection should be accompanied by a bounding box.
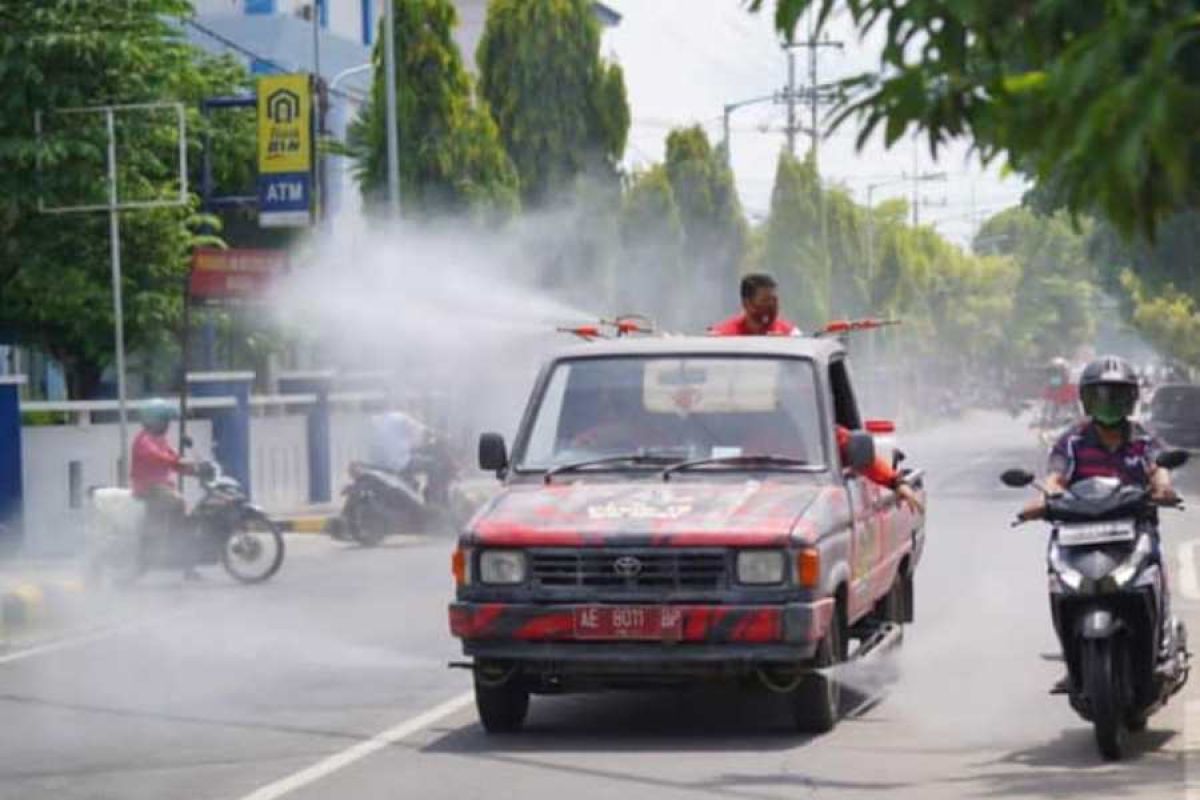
[479,433,509,473]
[844,431,876,472]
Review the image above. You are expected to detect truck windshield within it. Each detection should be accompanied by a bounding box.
[517,356,827,472]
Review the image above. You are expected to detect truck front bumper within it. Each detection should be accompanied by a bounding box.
[449,599,832,664]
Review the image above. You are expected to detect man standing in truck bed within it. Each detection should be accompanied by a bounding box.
[711,273,922,514]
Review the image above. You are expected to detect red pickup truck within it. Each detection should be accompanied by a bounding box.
[449,335,925,733]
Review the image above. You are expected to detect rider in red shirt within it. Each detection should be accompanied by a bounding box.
[711,274,922,513]
[131,399,194,530]
[708,274,799,336]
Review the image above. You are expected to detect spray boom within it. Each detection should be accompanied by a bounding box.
[817,318,901,337]
[558,315,658,341]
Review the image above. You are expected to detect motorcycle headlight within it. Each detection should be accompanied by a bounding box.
[1112,533,1154,587]
[737,550,786,585]
[478,550,527,585]
[1048,543,1085,592]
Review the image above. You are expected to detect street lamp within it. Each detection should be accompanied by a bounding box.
[721,93,781,166]
[326,62,372,225]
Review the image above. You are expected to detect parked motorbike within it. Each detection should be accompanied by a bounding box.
[326,440,457,546]
[1000,451,1191,760]
[88,460,285,585]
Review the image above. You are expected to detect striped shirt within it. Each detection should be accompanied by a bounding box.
[1048,421,1162,487]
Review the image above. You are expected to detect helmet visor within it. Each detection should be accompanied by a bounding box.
[1081,383,1137,426]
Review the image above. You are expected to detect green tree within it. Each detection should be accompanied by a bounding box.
[477,0,629,207]
[972,207,1096,364]
[0,0,251,397]
[618,166,684,326]
[751,0,1200,238]
[761,150,829,328]
[663,126,747,323]
[349,0,518,220]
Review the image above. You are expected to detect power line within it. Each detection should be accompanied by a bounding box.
[182,18,367,105]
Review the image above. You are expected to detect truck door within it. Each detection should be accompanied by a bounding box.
[829,358,880,622]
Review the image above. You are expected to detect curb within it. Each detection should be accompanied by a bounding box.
[0,577,85,637]
[276,514,336,535]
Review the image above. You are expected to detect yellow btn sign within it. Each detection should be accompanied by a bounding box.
[257,74,312,175]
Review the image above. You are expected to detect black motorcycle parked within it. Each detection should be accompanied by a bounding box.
[327,441,457,546]
[1001,451,1191,760]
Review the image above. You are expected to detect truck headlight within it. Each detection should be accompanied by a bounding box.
[737,550,785,585]
[479,550,526,585]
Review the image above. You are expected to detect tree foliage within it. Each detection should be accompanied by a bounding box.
[0,0,253,397]
[617,166,684,325]
[751,0,1200,239]
[477,0,629,207]
[760,151,830,327]
[349,0,519,220]
[663,126,747,324]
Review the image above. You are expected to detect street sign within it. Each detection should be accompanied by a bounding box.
[257,74,314,227]
[190,248,287,302]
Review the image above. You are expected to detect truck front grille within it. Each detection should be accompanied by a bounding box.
[530,549,728,591]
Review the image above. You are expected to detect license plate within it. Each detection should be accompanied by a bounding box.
[573,606,684,641]
[1058,521,1136,546]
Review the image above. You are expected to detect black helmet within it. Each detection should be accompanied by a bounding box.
[1079,355,1139,427]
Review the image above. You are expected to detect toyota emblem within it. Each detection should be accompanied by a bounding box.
[613,555,643,578]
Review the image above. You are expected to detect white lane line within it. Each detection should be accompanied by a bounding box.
[0,608,190,666]
[1179,539,1200,602]
[238,691,475,800]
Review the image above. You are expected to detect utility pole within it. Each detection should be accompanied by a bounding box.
[783,13,843,167]
[383,0,401,217]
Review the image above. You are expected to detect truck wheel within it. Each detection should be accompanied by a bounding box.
[790,604,844,734]
[474,672,529,734]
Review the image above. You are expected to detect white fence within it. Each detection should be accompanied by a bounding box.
[18,391,396,552]
[22,419,214,553]
[249,413,310,513]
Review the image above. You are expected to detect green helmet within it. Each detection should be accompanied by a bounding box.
[140,398,177,432]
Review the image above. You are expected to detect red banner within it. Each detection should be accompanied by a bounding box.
[189,248,287,301]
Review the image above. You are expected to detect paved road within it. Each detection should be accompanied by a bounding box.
[0,413,1198,799]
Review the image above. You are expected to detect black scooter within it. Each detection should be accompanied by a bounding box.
[1001,451,1190,760]
[327,440,457,546]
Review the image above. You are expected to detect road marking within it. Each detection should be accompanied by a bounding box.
[1179,540,1200,602]
[0,608,188,666]
[238,691,475,800]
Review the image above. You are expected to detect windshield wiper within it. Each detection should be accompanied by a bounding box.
[543,450,687,483]
[660,454,815,481]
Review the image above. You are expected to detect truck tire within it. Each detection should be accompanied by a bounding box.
[474,672,529,734]
[790,603,844,734]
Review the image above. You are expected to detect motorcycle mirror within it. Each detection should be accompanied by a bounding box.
[1001,468,1035,488]
[478,432,509,474]
[1157,449,1189,470]
[180,435,194,451]
[892,448,907,470]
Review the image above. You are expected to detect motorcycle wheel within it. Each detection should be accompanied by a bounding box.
[221,510,285,584]
[1083,637,1128,761]
[347,498,390,547]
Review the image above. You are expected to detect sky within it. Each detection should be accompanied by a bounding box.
[602,0,1029,247]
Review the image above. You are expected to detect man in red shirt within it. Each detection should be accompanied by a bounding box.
[710,277,921,513]
[709,274,799,336]
[131,398,194,544]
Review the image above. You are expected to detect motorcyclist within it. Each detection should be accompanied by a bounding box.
[366,411,455,506]
[130,398,197,577]
[1036,357,1078,428]
[708,273,799,336]
[710,276,922,514]
[1021,356,1183,685]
